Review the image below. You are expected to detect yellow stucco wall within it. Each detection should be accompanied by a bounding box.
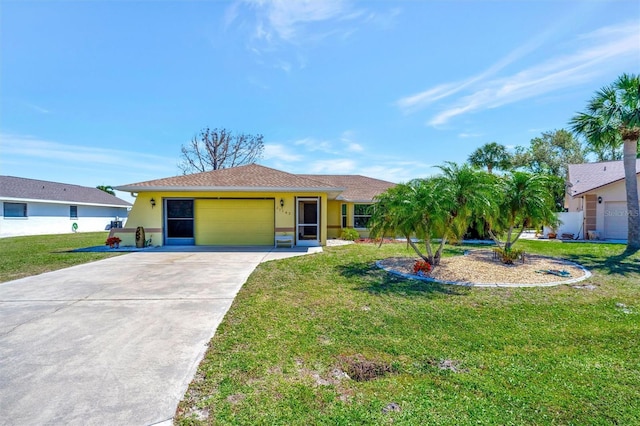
[119,191,328,246]
[326,200,342,239]
[325,201,373,240]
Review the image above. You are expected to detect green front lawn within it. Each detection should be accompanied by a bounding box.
[176,240,640,425]
[0,232,121,283]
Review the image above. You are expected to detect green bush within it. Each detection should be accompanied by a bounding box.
[340,228,360,241]
[494,247,524,264]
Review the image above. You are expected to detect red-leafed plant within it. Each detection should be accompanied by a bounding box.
[413,260,432,275]
[105,236,122,246]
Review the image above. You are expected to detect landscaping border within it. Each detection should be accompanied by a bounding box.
[375,256,592,288]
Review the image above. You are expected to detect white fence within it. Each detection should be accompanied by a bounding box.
[544,211,584,239]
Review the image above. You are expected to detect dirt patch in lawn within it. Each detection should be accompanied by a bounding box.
[378,249,590,287]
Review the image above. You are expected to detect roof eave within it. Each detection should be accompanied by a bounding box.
[114,185,345,193]
[336,197,377,203]
[0,196,131,208]
[569,174,639,197]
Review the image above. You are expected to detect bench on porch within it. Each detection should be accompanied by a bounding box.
[274,235,294,248]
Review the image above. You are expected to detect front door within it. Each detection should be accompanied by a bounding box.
[296,197,320,246]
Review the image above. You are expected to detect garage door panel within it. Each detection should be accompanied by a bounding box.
[195,199,274,245]
[604,201,628,240]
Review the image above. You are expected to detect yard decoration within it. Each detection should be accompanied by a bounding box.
[135,226,145,248]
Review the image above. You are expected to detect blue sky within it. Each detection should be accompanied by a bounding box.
[1,0,639,202]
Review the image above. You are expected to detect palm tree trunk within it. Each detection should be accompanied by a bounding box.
[407,238,431,264]
[622,139,640,250]
[487,229,503,248]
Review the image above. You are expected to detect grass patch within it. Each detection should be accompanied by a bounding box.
[176,240,640,425]
[0,232,121,282]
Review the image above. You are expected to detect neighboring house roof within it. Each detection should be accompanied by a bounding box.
[567,159,640,197]
[115,164,396,202]
[0,176,132,207]
[299,174,396,202]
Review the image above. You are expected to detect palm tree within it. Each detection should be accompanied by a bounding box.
[487,171,558,251]
[369,164,494,268]
[581,115,624,161]
[369,178,445,266]
[96,185,115,196]
[570,73,640,251]
[468,142,512,174]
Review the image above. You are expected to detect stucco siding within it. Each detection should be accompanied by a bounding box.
[120,191,328,246]
[326,201,342,239]
[0,201,128,238]
[564,177,639,239]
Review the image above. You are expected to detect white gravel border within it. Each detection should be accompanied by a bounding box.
[375,258,592,288]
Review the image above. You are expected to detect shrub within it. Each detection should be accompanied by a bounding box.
[494,247,524,264]
[340,228,360,241]
[105,236,121,246]
[413,260,432,275]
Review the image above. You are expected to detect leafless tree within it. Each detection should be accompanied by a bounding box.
[179,127,264,173]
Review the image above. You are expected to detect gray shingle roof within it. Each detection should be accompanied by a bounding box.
[0,176,131,206]
[567,159,640,197]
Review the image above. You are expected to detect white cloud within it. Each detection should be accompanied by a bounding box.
[458,133,482,139]
[339,130,364,152]
[244,0,354,43]
[398,20,640,127]
[308,158,357,174]
[396,25,552,113]
[396,82,464,112]
[363,8,401,30]
[294,137,334,153]
[347,143,364,153]
[0,134,176,176]
[23,102,50,114]
[263,143,303,162]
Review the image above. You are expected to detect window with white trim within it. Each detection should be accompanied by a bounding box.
[70,205,78,219]
[353,204,372,229]
[4,202,27,218]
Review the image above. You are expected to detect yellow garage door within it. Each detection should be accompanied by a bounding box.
[195,199,274,246]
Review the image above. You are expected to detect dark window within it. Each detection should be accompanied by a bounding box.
[341,204,347,228]
[4,202,27,218]
[167,219,194,238]
[166,199,194,239]
[353,204,372,228]
[70,206,78,219]
[167,199,194,218]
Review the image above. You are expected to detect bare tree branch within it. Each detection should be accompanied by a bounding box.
[178,127,264,174]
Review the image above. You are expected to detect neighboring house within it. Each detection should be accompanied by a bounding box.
[561,159,640,240]
[113,164,396,247]
[0,176,131,238]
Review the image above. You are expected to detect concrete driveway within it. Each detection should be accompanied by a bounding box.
[0,246,318,426]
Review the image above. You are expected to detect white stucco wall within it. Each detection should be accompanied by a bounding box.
[548,211,584,239]
[564,176,639,239]
[0,200,129,238]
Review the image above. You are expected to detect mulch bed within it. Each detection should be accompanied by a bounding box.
[378,250,589,286]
